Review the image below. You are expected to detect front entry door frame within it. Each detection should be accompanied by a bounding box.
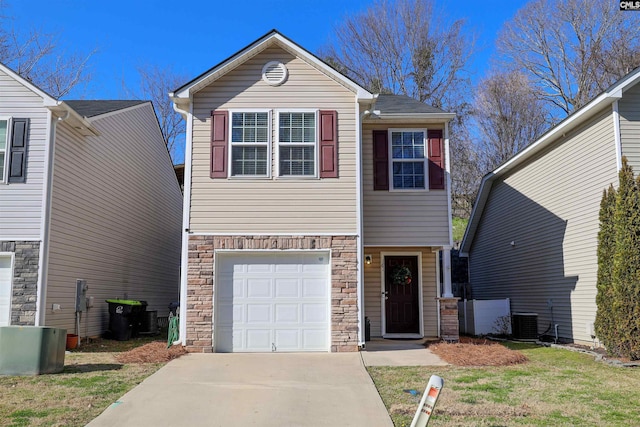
[381,252,424,338]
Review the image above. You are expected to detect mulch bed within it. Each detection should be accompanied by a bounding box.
[115,341,188,364]
[427,336,528,366]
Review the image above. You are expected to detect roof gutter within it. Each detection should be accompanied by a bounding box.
[46,101,99,136]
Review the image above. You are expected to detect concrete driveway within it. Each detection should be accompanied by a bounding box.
[87,353,393,427]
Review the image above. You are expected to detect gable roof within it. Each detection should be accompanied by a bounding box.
[371,94,455,120]
[170,29,375,104]
[460,66,640,256]
[65,100,147,118]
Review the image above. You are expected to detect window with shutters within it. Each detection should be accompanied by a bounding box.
[389,129,428,190]
[277,111,317,177]
[230,111,270,177]
[0,119,8,183]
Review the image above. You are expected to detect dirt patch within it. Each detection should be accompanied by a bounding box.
[427,337,528,366]
[115,341,187,364]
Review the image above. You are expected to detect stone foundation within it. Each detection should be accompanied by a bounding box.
[438,297,460,342]
[186,235,358,353]
[0,241,40,325]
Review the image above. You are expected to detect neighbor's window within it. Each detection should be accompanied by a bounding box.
[230,112,269,176]
[0,120,8,182]
[390,129,427,190]
[278,112,316,176]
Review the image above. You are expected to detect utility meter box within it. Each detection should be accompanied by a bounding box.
[75,279,88,312]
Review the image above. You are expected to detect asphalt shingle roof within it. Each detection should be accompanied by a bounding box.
[65,100,147,118]
[375,94,448,115]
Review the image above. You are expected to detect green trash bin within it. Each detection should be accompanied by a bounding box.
[0,326,66,375]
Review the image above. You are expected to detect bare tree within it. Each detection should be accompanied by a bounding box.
[136,65,188,164]
[0,3,93,98]
[321,0,474,112]
[498,0,640,116]
[474,70,549,171]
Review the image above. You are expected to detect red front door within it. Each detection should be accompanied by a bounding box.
[384,255,420,334]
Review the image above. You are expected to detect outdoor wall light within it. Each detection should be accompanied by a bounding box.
[510,241,516,247]
[365,254,372,265]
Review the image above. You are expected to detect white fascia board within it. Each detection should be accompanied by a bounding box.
[374,113,456,121]
[173,32,374,101]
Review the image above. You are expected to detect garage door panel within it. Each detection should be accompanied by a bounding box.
[216,252,330,352]
[275,304,299,323]
[246,278,272,298]
[302,278,328,297]
[246,304,271,323]
[274,279,300,298]
[303,304,328,323]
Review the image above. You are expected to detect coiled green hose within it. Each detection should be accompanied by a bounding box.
[167,313,179,348]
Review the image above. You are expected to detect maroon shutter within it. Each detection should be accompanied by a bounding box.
[319,110,338,178]
[428,129,444,190]
[210,110,228,179]
[373,130,389,190]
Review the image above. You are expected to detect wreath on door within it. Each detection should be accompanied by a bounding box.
[391,265,413,285]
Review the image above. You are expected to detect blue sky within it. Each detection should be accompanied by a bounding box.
[7,0,523,100]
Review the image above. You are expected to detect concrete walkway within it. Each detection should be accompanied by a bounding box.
[361,339,448,366]
[87,353,393,427]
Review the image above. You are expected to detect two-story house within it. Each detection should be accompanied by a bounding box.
[170,30,456,353]
[0,62,183,338]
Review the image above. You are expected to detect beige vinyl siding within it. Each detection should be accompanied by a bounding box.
[44,104,182,337]
[619,83,640,172]
[363,247,438,338]
[0,68,49,239]
[190,47,357,234]
[468,108,618,344]
[362,123,450,246]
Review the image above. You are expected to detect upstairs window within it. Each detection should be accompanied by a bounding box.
[230,112,270,177]
[278,112,316,177]
[0,120,7,182]
[389,129,427,190]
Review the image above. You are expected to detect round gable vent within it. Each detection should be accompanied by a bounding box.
[262,61,288,86]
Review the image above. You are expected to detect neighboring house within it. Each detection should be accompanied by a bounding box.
[170,30,457,353]
[460,67,640,345]
[0,62,183,337]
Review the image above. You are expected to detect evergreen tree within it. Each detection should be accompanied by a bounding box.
[594,185,617,353]
[610,159,640,359]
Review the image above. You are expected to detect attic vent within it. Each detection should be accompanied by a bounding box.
[262,61,288,86]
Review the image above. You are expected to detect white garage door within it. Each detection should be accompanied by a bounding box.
[216,252,330,352]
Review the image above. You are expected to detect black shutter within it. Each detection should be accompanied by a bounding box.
[8,118,28,183]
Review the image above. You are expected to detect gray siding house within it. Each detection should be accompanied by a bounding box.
[0,62,183,337]
[460,67,640,345]
[170,30,458,353]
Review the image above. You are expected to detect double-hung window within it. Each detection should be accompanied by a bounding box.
[389,129,427,190]
[0,119,8,183]
[278,111,316,177]
[230,111,270,177]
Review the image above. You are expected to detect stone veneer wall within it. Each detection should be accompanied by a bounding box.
[0,241,40,325]
[186,235,358,353]
[438,297,460,342]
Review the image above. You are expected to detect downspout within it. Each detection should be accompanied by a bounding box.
[172,98,192,346]
[36,108,69,326]
[612,100,623,172]
[355,101,365,348]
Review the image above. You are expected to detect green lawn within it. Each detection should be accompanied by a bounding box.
[452,217,468,243]
[0,337,165,427]
[368,342,640,426]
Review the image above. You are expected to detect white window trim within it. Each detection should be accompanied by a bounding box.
[0,252,15,327]
[275,109,319,179]
[388,128,429,192]
[0,116,12,184]
[228,109,272,179]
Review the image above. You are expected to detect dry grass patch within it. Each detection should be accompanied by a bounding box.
[428,337,528,366]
